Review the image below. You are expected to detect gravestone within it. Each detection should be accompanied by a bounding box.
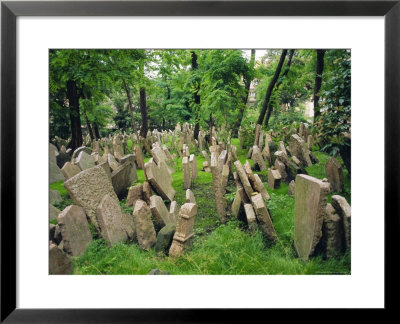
[111,162,132,198]
[49,204,61,221]
[294,174,330,260]
[211,152,226,222]
[96,194,132,246]
[169,203,197,258]
[126,183,143,207]
[72,146,91,159]
[49,189,62,205]
[142,181,153,205]
[154,223,176,254]
[189,154,198,180]
[49,243,73,275]
[76,151,95,171]
[268,168,282,189]
[152,146,174,174]
[182,157,191,189]
[58,205,92,256]
[107,154,120,172]
[251,193,277,242]
[324,203,344,259]
[274,159,288,183]
[185,189,196,205]
[252,146,266,171]
[231,191,242,219]
[234,161,254,199]
[49,145,65,184]
[133,199,157,250]
[150,195,173,228]
[288,180,296,196]
[144,159,175,202]
[233,172,250,204]
[331,195,351,251]
[289,134,312,167]
[325,157,344,192]
[244,203,258,234]
[64,165,118,232]
[253,174,270,200]
[169,201,179,223]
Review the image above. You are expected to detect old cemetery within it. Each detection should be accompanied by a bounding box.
[49,122,351,275]
[49,49,351,275]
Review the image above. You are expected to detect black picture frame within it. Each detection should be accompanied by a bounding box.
[1,0,398,321]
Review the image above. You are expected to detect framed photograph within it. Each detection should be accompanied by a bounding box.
[1,0,398,321]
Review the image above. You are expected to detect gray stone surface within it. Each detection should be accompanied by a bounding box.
[50,149,65,184]
[155,223,176,254]
[61,162,81,180]
[268,169,282,189]
[324,203,344,259]
[288,180,296,196]
[107,154,120,172]
[72,146,91,159]
[150,195,173,228]
[182,156,191,189]
[169,201,179,223]
[58,205,92,256]
[294,174,330,260]
[126,183,143,207]
[331,195,351,251]
[234,160,254,199]
[49,243,73,275]
[252,146,267,171]
[189,154,198,179]
[185,189,196,205]
[76,151,95,171]
[253,174,270,200]
[244,203,258,234]
[251,193,277,242]
[289,134,312,167]
[49,204,61,221]
[325,157,344,192]
[111,162,132,198]
[144,159,175,202]
[133,200,157,251]
[50,189,62,205]
[64,165,118,232]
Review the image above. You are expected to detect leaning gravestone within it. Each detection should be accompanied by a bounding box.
[331,195,351,251]
[289,134,312,167]
[72,146,91,159]
[251,193,277,242]
[324,203,343,259]
[182,157,191,189]
[252,146,267,171]
[49,189,62,205]
[155,223,176,254]
[150,195,174,228]
[126,183,143,207]
[96,194,133,246]
[49,144,65,184]
[325,157,344,192]
[294,174,330,260]
[76,151,95,171]
[64,165,118,232]
[111,162,132,198]
[244,203,258,234]
[133,199,157,251]
[145,159,175,202]
[57,205,93,256]
[49,243,73,275]
[49,204,61,221]
[61,162,81,180]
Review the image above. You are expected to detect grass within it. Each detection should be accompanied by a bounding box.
[67,137,351,275]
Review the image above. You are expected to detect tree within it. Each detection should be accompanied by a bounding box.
[191,50,201,140]
[313,49,326,122]
[232,49,256,136]
[256,49,288,126]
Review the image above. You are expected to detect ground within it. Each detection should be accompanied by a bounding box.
[50,137,351,275]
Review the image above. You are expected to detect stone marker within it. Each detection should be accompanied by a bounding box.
[288,180,296,196]
[244,203,258,234]
[134,145,145,169]
[268,141,278,166]
[324,203,343,259]
[72,146,91,159]
[268,168,282,189]
[58,205,93,256]
[331,195,351,251]
[49,243,73,275]
[76,151,95,171]
[189,154,198,180]
[144,159,175,202]
[185,189,196,205]
[107,154,120,172]
[142,181,153,205]
[252,146,267,171]
[169,201,179,223]
[61,162,81,180]
[150,195,173,228]
[126,183,143,207]
[182,156,191,189]
[169,203,197,258]
[275,150,290,166]
[152,146,174,174]
[289,134,312,167]
[202,161,211,173]
[49,146,65,184]
[234,160,254,199]
[251,193,277,242]
[133,200,157,250]
[325,157,344,192]
[49,204,61,221]
[111,162,132,198]
[232,191,242,219]
[211,152,227,222]
[64,165,118,232]
[96,194,131,246]
[243,160,256,185]
[294,174,330,260]
[233,171,250,203]
[307,135,313,150]
[50,189,62,205]
[155,223,176,254]
[253,174,271,200]
[274,159,288,183]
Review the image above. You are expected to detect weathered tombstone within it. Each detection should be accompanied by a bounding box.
[274,159,288,183]
[72,146,91,159]
[244,203,258,234]
[185,189,196,205]
[111,162,132,198]
[189,154,198,180]
[331,195,351,251]
[126,183,143,207]
[274,150,290,166]
[279,141,287,155]
[294,174,330,260]
[243,160,256,185]
[76,151,95,171]
[133,200,157,250]
[234,160,254,199]
[288,180,296,196]
[49,243,73,275]
[211,152,226,222]
[150,195,173,228]
[307,135,313,150]
[231,191,242,219]
[253,174,271,200]
[323,203,344,259]
[142,181,153,205]
[202,161,211,173]
[155,223,176,254]
[49,189,62,205]
[251,193,277,242]
[152,146,174,174]
[268,141,278,166]
[268,168,282,189]
[254,124,261,146]
[289,134,312,167]
[64,165,118,232]
[145,159,175,202]
[202,150,211,165]
[50,145,65,184]
[134,145,145,169]
[58,205,92,256]
[49,204,61,221]
[107,154,120,172]
[169,201,179,223]
[325,157,344,192]
[169,203,197,258]
[96,194,132,246]
[182,156,191,189]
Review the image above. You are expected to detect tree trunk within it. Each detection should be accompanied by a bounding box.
[139,87,148,139]
[256,49,288,125]
[122,78,136,132]
[232,49,256,136]
[339,143,351,175]
[208,113,213,145]
[191,51,201,140]
[264,49,295,127]
[83,111,95,141]
[93,123,101,139]
[313,49,326,122]
[66,80,83,151]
